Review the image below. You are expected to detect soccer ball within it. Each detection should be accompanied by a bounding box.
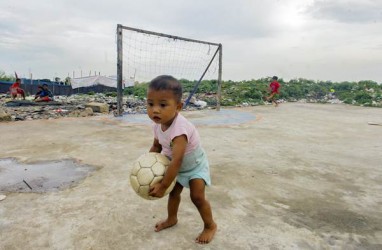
[130,152,176,200]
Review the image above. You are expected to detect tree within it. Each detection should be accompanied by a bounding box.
[64,77,71,85]
[0,70,15,82]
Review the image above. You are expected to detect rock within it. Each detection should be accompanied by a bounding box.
[69,110,81,117]
[0,108,12,121]
[15,116,25,121]
[84,107,94,116]
[189,96,197,104]
[79,107,93,117]
[85,102,109,113]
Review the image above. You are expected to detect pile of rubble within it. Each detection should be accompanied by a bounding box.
[0,93,208,122]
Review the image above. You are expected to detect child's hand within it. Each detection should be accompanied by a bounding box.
[149,182,166,198]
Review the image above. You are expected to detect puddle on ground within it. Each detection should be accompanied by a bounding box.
[115,109,257,126]
[0,158,96,193]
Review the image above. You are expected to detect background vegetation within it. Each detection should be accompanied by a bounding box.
[0,70,15,82]
[124,78,382,107]
[1,70,381,107]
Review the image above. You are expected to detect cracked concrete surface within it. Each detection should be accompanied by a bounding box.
[0,103,381,249]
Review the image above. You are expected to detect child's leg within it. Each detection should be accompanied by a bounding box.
[189,179,217,244]
[155,182,183,232]
[19,89,25,100]
[266,92,274,102]
[272,94,278,107]
[272,98,278,107]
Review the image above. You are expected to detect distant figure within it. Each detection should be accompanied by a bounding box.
[266,76,280,107]
[34,84,54,102]
[34,85,44,100]
[10,78,26,100]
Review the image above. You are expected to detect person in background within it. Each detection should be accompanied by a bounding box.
[10,78,26,100]
[34,84,54,102]
[266,76,281,107]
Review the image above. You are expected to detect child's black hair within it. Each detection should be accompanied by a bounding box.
[148,75,183,102]
[272,76,278,80]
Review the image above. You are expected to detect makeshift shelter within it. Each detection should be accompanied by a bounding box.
[71,75,116,89]
[71,75,135,94]
[71,76,120,94]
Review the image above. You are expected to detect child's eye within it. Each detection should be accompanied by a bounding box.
[160,103,167,108]
[147,103,154,107]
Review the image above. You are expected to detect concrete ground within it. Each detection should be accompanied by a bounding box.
[0,103,381,250]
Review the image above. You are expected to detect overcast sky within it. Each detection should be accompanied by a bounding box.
[1,0,382,82]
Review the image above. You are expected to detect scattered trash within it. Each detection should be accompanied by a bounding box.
[194,100,207,108]
[23,180,33,190]
[0,194,6,201]
[368,122,382,126]
[54,108,69,113]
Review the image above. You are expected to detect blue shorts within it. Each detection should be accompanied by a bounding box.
[176,146,211,188]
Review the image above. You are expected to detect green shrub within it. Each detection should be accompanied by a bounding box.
[124,86,134,95]
[105,92,117,97]
[354,92,372,104]
[113,78,382,107]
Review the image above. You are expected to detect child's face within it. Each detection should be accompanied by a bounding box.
[146,89,182,127]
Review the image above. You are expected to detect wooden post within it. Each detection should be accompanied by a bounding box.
[117,24,123,116]
[217,44,222,111]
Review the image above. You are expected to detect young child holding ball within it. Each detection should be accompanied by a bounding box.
[147,75,217,244]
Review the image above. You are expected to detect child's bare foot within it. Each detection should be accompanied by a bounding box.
[154,218,178,232]
[195,222,217,244]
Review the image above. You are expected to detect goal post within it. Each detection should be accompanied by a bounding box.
[116,24,223,116]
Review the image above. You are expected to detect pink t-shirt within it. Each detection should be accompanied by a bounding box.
[153,113,200,158]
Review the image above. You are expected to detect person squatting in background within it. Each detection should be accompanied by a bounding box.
[10,78,25,100]
[34,84,54,102]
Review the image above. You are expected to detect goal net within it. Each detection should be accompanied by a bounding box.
[116,24,222,115]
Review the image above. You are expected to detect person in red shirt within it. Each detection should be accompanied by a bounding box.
[10,78,26,100]
[266,76,280,107]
